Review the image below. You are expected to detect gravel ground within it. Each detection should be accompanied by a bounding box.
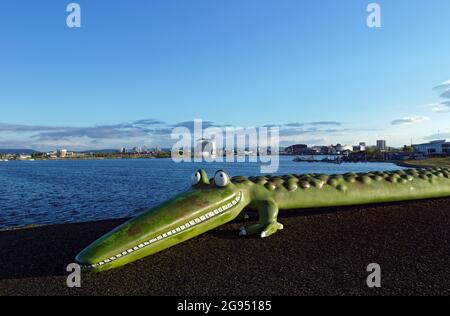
[1,198,449,296]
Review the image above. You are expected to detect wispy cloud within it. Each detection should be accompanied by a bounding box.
[284,122,304,127]
[0,119,169,150]
[0,123,69,132]
[426,80,450,114]
[428,101,450,113]
[391,116,430,126]
[0,119,165,136]
[132,119,165,126]
[433,80,450,91]
[35,119,166,141]
[441,89,450,99]
[284,121,343,128]
[424,132,450,141]
[170,120,217,131]
[35,126,147,140]
[308,121,343,126]
[0,117,385,150]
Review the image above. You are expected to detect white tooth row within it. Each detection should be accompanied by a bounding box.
[81,192,242,269]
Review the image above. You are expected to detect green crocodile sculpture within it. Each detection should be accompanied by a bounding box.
[76,167,450,272]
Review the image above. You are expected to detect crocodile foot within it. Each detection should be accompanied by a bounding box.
[260,222,283,238]
[239,222,283,238]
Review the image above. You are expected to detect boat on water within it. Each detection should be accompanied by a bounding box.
[0,159,8,162]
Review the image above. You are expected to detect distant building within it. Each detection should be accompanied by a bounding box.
[59,149,68,158]
[47,151,57,159]
[320,146,336,155]
[336,144,353,153]
[353,145,366,152]
[353,142,367,152]
[377,140,387,152]
[195,138,217,159]
[132,146,142,153]
[285,144,308,155]
[19,154,32,160]
[413,140,450,155]
[310,146,326,154]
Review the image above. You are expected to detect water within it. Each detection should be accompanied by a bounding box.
[0,157,405,229]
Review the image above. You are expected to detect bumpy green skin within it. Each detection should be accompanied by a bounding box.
[76,167,450,272]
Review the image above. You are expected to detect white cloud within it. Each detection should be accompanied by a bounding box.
[391,116,430,126]
[427,80,450,113]
[433,80,450,91]
[441,89,450,99]
[429,101,450,113]
[424,132,450,141]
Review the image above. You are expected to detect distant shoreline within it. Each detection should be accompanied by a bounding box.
[1,156,169,161]
[393,158,450,169]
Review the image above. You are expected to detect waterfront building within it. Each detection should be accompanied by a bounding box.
[336,144,353,153]
[353,145,366,152]
[132,146,142,153]
[353,142,367,152]
[47,151,58,159]
[324,146,337,155]
[310,146,326,154]
[19,154,32,160]
[195,138,217,159]
[413,139,450,155]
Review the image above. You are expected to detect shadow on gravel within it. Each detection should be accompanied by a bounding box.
[0,219,126,279]
[0,198,447,280]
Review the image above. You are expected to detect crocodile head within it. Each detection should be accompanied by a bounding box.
[75,169,247,272]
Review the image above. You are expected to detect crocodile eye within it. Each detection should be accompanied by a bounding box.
[191,171,201,185]
[214,171,229,187]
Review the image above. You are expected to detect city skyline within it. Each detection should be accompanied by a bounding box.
[1,1,450,150]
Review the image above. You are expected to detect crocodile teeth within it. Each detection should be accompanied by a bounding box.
[82,192,242,269]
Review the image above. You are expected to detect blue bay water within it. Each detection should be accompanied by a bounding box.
[0,157,405,229]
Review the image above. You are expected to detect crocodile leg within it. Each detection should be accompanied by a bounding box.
[239,200,284,238]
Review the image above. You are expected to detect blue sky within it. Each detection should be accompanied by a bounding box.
[1,0,449,150]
